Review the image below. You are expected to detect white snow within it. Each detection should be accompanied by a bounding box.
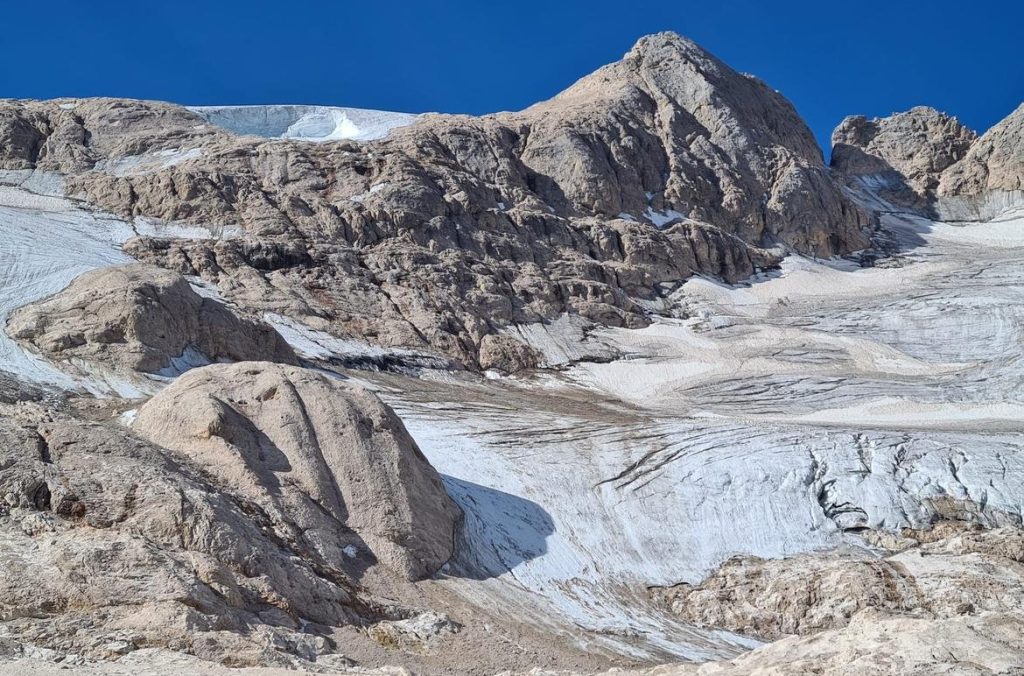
[0,187,135,388]
[132,216,241,240]
[96,147,204,177]
[118,408,138,427]
[644,206,686,228]
[0,169,65,197]
[191,105,421,143]
[926,212,1024,248]
[0,177,253,392]
[156,345,212,378]
[365,200,1024,658]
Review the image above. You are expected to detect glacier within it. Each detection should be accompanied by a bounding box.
[190,104,421,142]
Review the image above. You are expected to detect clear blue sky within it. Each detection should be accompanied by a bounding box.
[2,0,1020,154]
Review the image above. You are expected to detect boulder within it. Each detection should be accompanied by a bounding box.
[132,362,461,580]
[8,263,298,375]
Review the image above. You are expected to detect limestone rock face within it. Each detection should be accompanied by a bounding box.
[518,33,867,256]
[831,103,1023,219]
[0,32,870,369]
[831,106,977,194]
[132,362,461,580]
[940,103,1024,196]
[654,525,1024,641]
[7,263,297,375]
[0,404,366,665]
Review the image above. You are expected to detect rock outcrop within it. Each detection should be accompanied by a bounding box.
[636,611,1024,675]
[653,525,1024,641]
[0,404,365,666]
[0,362,461,665]
[132,362,461,581]
[831,106,977,195]
[0,32,870,369]
[832,103,1024,219]
[939,103,1024,196]
[7,264,297,376]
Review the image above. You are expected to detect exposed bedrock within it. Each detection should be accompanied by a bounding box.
[7,263,297,377]
[0,406,366,665]
[132,361,461,581]
[0,32,871,369]
[653,524,1024,641]
[832,103,1024,220]
[0,363,461,665]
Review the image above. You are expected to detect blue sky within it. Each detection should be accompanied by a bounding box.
[2,0,1019,154]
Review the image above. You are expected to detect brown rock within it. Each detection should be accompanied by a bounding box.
[132,362,461,580]
[7,263,297,375]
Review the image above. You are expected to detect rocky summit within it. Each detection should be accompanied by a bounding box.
[0,30,1023,675]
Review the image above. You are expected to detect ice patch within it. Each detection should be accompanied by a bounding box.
[927,213,1024,248]
[132,216,241,240]
[156,345,212,378]
[0,169,65,197]
[0,183,218,393]
[96,147,203,177]
[644,206,686,229]
[191,105,421,142]
[0,189,135,388]
[118,409,138,427]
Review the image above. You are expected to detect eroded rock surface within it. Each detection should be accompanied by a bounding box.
[635,611,1024,675]
[831,106,977,195]
[7,263,297,376]
[0,32,870,369]
[832,102,1024,219]
[132,362,461,581]
[0,404,365,666]
[0,364,464,668]
[653,525,1024,641]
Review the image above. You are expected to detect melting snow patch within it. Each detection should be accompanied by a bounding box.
[96,148,204,177]
[0,169,65,197]
[0,188,135,388]
[156,345,212,379]
[133,216,240,240]
[645,206,686,229]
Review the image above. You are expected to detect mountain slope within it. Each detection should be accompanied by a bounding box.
[0,33,869,370]
[832,103,1024,220]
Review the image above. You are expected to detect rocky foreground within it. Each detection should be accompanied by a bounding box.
[0,31,1023,675]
